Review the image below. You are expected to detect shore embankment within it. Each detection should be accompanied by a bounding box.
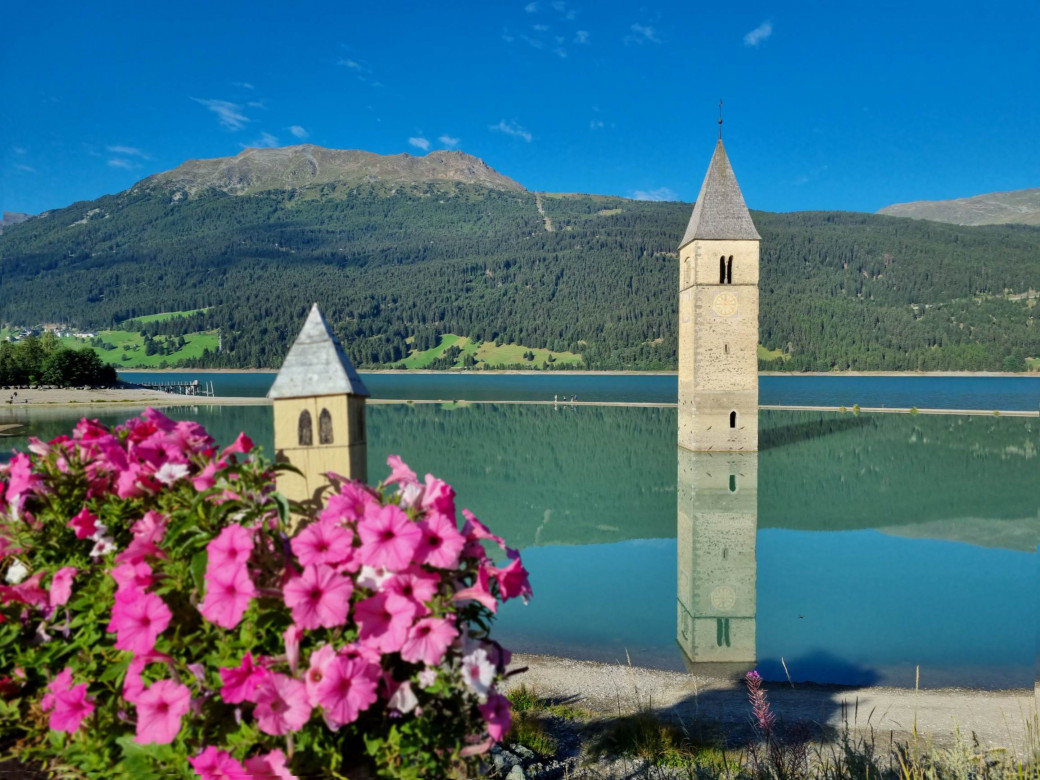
[504,653,1038,751]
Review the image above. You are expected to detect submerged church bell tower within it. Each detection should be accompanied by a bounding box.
[678,134,760,452]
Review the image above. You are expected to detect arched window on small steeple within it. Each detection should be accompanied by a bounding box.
[719,256,726,284]
[298,410,313,446]
[726,256,733,284]
[729,411,737,429]
[319,408,334,444]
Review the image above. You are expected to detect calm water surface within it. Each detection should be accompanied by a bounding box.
[120,371,1040,410]
[3,401,1035,689]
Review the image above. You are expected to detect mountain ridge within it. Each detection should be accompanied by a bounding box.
[134,145,526,198]
[878,186,1040,226]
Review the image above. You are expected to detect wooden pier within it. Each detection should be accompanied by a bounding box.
[132,378,216,397]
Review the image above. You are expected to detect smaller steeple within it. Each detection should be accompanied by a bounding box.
[268,304,369,400]
[679,140,760,249]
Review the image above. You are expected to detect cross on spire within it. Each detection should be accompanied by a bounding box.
[718,99,723,140]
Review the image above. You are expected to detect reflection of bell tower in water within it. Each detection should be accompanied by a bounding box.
[676,125,760,670]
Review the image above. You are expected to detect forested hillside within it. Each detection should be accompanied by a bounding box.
[2,157,1040,371]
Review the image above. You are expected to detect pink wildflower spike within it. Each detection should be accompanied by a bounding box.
[384,454,418,486]
[49,567,77,608]
[66,508,99,539]
[253,673,311,736]
[219,652,267,705]
[206,524,254,572]
[49,683,95,733]
[452,565,498,613]
[357,503,422,571]
[282,563,353,630]
[243,749,297,780]
[354,591,418,654]
[189,746,247,780]
[199,564,256,629]
[400,616,458,667]
[314,656,380,728]
[135,679,191,745]
[222,432,254,457]
[291,519,354,567]
[414,511,466,570]
[479,693,512,742]
[745,670,776,734]
[107,590,171,654]
[420,473,456,516]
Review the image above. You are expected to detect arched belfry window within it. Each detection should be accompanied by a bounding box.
[729,474,737,492]
[298,410,313,446]
[719,256,726,284]
[729,411,737,429]
[726,256,733,284]
[319,408,334,444]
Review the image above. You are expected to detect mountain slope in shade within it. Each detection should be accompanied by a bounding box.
[135,145,526,197]
[878,187,1040,226]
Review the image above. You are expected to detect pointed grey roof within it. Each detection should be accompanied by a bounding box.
[679,140,760,248]
[267,304,370,399]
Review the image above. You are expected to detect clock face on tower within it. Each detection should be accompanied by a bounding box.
[712,292,738,318]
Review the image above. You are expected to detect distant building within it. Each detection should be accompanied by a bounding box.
[268,304,369,510]
[678,138,760,452]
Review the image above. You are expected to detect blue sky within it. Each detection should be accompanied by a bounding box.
[3,0,1038,216]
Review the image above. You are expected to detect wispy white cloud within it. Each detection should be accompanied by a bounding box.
[192,98,250,130]
[288,125,309,139]
[438,135,460,148]
[625,23,661,45]
[533,23,549,31]
[107,145,149,158]
[552,0,576,19]
[489,119,533,142]
[590,119,604,130]
[232,81,254,89]
[14,163,35,173]
[242,132,279,148]
[338,58,369,73]
[631,187,677,201]
[575,29,589,44]
[107,158,135,169]
[246,100,266,109]
[743,20,773,47]
[408,136,431,151]
[12,147,27,155]
[525,2,538,11]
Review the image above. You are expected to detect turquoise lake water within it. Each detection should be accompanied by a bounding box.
[120,371,1040,410]
[3,396,1036,690]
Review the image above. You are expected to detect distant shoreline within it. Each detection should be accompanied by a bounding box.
[118,368,1040,378]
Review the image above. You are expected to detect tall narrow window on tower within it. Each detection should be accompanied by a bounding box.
[726,256,733,284]
[729,411,737,428]
[719,256,726,284]
[298,410,313,446]
[318,408,334,444]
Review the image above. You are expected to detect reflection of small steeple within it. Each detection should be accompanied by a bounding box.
[676,449,758,674]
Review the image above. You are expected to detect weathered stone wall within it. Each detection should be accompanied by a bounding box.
[676,450,757,665]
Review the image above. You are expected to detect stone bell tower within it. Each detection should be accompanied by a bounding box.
[678,137,760,452]
[268,304,369,508]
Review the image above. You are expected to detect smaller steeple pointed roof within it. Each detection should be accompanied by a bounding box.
[679,140,760,248]
[268,304,370,399]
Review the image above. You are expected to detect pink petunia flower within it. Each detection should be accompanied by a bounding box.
[199,564,256,629]
[420,473,456,516]
[320,482,375,524]
[206,524,254,572]
[400,617,458,667]
[357,504,422,572]
[253,673,311,736]
[282,564,352,630]
[192,460,223,492]
[4,453,42,506]
[460,647,496,698]
[461,509,507,550]
[49,683,95,733]
[291,519,354,567]
[243,749,297,780]
[384,455,417,486]
[219,652,267,705]
[154,461,190,486]
[387,680,419,714]
[479,693,512,742]
[222,432,254,456]
[123,651,173,704]
[66,508,99,539]
[452,565,498,613]
[490,551,532,603]
[304,644,338,707]
[40,667,74,712]
[284,626,303,675]
[314,656,380,727]
[111,561,154,594]
[354,592,418,654]
[49,567,77,608]
[385,566,439,610]
[414,511,466,570]
[107,590,171,655]
[188,746,247,780]
[135,679,191,744]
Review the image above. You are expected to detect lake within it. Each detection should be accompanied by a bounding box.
[120,371,1040,411]
[2,392,1036,690]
